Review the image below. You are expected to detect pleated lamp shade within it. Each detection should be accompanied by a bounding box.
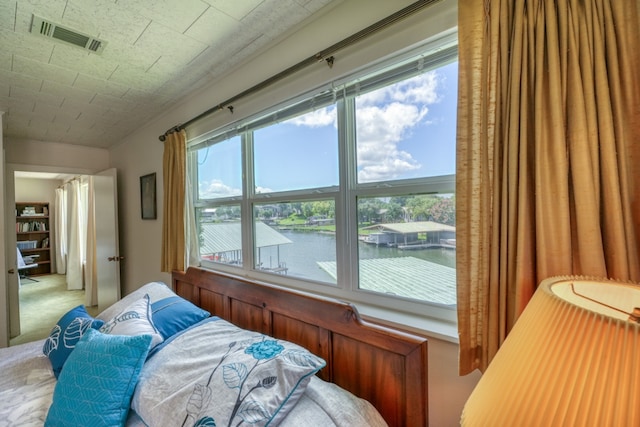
[461,276,640,427]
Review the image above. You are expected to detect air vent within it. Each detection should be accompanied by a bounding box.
[30,15,106,54]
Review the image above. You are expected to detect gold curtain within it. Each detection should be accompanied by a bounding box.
[456,0,640,375]
[161,129,187,273]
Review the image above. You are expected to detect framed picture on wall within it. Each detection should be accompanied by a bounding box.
[140,173,157,220]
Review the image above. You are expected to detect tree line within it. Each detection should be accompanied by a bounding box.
[250,194,455,226]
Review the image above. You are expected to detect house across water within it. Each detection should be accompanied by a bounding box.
[361,221,456,249]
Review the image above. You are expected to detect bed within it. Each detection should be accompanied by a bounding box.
[0,267,428,426]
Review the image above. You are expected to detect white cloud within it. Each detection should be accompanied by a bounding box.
[393,72,441,104]
[278,71,446,183]
[288,106,336,127]
[255,186,274,194]
[355,71,442,182]
[200,180,274,197]
[356,102,426,182]
[199,179,241,198]
[357,72,441,107]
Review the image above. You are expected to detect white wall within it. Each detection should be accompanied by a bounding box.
[4,138,110,171]
[109,0,480,425]
[430,337,482,425]
[109,126,168,293]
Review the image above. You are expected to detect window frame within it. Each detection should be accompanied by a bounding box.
[189,36,458,325]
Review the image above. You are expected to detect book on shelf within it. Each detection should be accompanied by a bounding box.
[16,221,47,232]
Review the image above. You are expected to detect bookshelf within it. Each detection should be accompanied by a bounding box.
[16,202,51,276]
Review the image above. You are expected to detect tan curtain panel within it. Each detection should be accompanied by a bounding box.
[456,0,640,375]
[161,129,187,273]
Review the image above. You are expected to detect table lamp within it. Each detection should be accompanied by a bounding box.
[461,275,640,426]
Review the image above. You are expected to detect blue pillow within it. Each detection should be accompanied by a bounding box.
[42,305,104,378]
[151,295,210,339]
[45,329,152,427]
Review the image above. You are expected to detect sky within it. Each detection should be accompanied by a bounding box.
[198,61,458,198]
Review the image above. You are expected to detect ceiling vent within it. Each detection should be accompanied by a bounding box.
[30,15,107,54]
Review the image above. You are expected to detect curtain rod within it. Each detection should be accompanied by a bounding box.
[57,176,83,189]
[159,0,441,141]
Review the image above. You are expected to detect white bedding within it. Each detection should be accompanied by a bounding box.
[0,336,387,427]
[282,376,388,426]
[0,281,387,426]
[0,340,55,426]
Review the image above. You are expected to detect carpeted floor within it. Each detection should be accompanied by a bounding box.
[9,274,99,346]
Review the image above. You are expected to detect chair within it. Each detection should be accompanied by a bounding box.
[17,247,38,284]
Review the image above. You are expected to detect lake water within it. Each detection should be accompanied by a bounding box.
[256,229,456,283]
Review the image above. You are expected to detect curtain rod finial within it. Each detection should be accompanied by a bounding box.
[325,56,334,68]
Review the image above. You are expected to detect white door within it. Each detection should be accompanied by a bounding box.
[93,168,121,311]
[0,114,8,347]
[5,170,18,342]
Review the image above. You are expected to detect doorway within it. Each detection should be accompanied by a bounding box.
[7,169,121,345]
[11,172,83,343]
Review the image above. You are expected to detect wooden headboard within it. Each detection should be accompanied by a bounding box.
[173,267,428,427]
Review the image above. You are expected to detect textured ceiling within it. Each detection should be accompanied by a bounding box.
[0,0,338,148]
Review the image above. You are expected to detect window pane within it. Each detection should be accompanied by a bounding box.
[356,194,456,305]
[254,107,338,193]
[197,136,242,200]
[197,205,242,265]
[253,201,336,284]
[355,61,458,183]
[191,45,459,320]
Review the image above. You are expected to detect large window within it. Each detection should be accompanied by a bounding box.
[191,40,457,321]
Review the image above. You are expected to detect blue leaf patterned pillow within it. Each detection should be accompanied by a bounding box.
[132,318,326,427]
[45,329,152,427]
[42,305,104,378]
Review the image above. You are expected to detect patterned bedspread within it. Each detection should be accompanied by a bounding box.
[0,337,387,427]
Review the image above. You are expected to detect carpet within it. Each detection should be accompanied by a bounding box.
[10,274,98,346]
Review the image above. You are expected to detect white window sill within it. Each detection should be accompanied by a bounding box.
[202,263,459,343]
[356,303,459,343]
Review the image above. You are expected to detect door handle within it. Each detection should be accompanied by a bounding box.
[107,256,126,262]
[8,268,15,274]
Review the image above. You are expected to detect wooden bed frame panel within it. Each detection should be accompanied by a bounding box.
[173,267,428,427]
